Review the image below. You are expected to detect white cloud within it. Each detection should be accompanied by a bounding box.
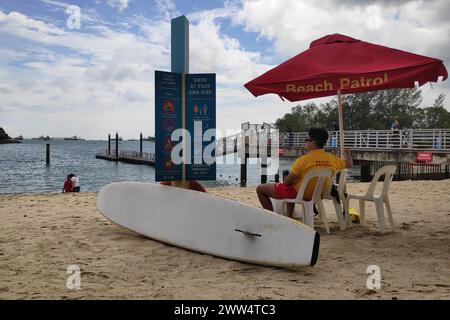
[0,6,275,139]
[188,8,271,84]
[0,10,64,36]
[236,0,449,57]
[1,1,449,140]
[234,0,450,106]
[0,9,165,138]
[106,0,130,12]
[155,0,177,20]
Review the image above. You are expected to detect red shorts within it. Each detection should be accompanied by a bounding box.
[274,183,297,199]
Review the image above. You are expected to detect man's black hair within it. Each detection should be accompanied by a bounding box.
[308,128,329,148]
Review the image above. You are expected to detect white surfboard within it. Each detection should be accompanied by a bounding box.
[96,182,320,268]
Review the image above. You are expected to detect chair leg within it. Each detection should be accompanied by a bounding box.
[359,199,366,226]
[385,198,395,231]
[290,204,302,222]
[375,199,385,233]
[292,203,300,219]
[333,199,346,231]
[271,198,279,214]
[303,201,315,229]
[317,200,330,234]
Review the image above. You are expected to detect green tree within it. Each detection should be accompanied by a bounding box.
[275,87,432,131]
[275,103,328,132]
[421,94,450,128]
[370,88,422,129]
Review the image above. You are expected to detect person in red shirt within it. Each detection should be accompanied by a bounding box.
[62,175,73,193]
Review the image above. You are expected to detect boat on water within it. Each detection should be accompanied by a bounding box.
[128,136,154,141]
[32,135,52,141]
[64,135,85,141]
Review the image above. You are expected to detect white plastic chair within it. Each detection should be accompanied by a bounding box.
[319,169,349,231]
[343,165,397,233]
[271,168,333,232]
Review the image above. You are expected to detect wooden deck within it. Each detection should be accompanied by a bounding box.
[95,150,155,166]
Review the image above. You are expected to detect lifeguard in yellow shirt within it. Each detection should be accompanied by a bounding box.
[256,128,353,217]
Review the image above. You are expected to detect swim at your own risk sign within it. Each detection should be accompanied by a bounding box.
[155,70,216,182]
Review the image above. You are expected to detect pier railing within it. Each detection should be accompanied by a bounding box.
[95,149,155,164]
[216,133,241,156]
[118,150,155,161]
[217,129,450,156]
[96,149,155,160]
[281,129,450,151]
[96,129,450,161]
[368,161,450,181]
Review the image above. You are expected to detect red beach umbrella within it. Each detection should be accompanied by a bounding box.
[244,34,448,156]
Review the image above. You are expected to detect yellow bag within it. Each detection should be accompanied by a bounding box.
[348,207,360,223]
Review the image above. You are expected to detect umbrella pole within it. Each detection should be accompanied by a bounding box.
[337,89,345,157]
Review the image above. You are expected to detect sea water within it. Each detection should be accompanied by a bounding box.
[0,140,359,194]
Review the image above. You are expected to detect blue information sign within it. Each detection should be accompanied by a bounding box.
[185,73,216,181]
[155,70,182,181]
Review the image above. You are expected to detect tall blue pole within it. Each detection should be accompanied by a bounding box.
[171,16,189,187]
[171,16,189,74]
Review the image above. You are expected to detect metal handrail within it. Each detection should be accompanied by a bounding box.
[278,129,450,151]
[97,129,450,160]
[96,149,155,161]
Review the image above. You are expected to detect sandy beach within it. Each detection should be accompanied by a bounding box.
[1,180,449,300]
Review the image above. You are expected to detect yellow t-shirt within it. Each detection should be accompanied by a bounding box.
[290,149,346,199]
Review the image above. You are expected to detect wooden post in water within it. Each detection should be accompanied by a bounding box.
[240,135,249,187]
[108,133,111,155]
[140,132,143,158]
[46,143,50,166]
[115,132,119,161]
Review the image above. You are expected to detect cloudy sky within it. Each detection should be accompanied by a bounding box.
[0,0,449,139]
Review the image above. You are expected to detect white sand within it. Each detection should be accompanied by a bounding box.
[0,180,449,299]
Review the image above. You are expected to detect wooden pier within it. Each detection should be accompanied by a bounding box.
[216,127,450,183]
[96,132,155,166]
[96,127,450,182]
[96,150,155,166]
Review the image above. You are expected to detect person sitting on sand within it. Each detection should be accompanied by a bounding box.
[62,175,73,193]
[256,128,352,217]
[69,173,80,192]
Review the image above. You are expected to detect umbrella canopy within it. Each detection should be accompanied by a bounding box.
[244,34,448,155]
[245,34,447,101]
